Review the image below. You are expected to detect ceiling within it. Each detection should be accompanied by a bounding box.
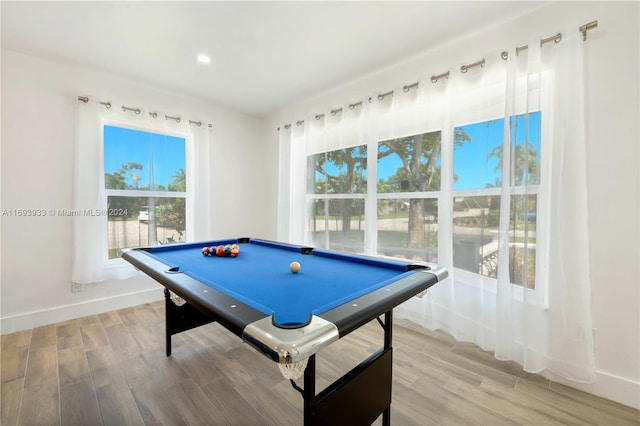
[1,1,546,117]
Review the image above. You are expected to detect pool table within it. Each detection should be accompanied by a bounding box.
[121,238,447,425]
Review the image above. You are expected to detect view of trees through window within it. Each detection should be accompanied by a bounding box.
[306,130,451,261]
[376,131,447,262]
[307,146,367,252]
[306,111,541,287]
[452,112,540,287]
[104,125,187,259]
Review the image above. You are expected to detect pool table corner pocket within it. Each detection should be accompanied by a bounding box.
[242,315,339,364]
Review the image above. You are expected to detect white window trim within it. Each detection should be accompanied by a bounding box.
[100,120,193,268]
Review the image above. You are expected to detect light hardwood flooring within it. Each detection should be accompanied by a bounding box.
[2,300,638,425]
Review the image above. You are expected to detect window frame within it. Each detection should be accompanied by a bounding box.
[450,111,542,289]
[306,143,369,253]
[296,70,555,309]
[374,129,443,263]
[101,119,192,266]
[303,110,546,298]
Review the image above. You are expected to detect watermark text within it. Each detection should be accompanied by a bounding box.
[2,208,128,217]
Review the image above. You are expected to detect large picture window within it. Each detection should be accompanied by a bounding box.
[303,112,540,286]
[104,125,187,259]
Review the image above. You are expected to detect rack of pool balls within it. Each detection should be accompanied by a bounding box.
[202,244,240,257]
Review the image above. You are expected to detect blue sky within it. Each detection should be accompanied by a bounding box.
[106,115,539,192]
[377,150,405,182]
[453,112,541,190]
[314,112,541,191]
[103,125,186,189]
[453,119,504,190]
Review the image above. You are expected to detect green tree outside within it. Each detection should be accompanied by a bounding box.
[377,129,470,249]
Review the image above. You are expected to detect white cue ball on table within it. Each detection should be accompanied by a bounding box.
[290,262,300,273]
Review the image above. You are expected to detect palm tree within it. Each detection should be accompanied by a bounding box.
[165,168,187,239]
[129,172,142,189]
[487,141,539,186]
[104,171,127,189]
[169,168,186,192]
[488,114,540,186]
[118,162,144,188]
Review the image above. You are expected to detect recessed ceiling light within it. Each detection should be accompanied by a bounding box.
[197,54,210,64]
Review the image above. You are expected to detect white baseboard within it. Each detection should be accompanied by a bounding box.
[546,369,640,410]
[1,288,164,335]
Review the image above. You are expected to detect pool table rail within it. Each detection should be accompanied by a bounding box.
[120,248,266,338]
[319,267,446,338]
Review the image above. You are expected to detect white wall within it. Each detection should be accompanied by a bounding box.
[263,1,639,409]
[1,49,270,332]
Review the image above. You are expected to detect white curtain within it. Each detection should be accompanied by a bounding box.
[278,28,595,382]
[73,100,111,284]
[72,99,212,285]
[190,123,213,241]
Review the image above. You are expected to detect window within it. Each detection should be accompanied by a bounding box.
[304,131,443,263]
[104,125,187,259]
[376,131,441,262]
[452,112,540,287]
[303,112,540,287]
[307,145,367,253]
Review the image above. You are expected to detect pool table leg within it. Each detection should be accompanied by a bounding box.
[163,288,217,357]
[382,311,392,426]
[303,355,316,426]
[384,311,392,349]
[299,312,394,426]
[165,289,173,356]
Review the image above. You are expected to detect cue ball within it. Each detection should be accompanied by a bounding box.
[290,262,300,273]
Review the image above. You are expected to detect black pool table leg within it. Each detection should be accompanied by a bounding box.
[303,355,316,426]
[382,311,392,426]
[164,289,172,356]
[298,312,394,426]
[382,408,391,426]
[162,288,218,357]
[384,311,393,349]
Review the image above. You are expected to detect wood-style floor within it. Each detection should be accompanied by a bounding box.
[2,300,638,425]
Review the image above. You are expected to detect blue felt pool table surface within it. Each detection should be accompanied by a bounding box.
[142,239,417,327]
